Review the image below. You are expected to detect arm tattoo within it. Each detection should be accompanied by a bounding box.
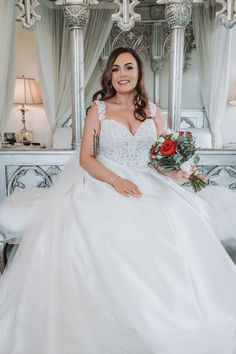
[93,129,99,158]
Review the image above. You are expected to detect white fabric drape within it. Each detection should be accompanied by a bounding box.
[36,7,112,129]
[0,0,16,134]
[35,5,71,130]
[192,5,232,148]
[84,9,112,87]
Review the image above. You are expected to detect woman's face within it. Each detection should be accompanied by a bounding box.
[111,52,139,94]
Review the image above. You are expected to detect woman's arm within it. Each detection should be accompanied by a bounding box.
[80,104,141,197]
[80,104,118,185]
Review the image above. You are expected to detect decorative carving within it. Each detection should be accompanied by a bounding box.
[165,0,192,29]
[54,0,98,5]
[7,165,61,195]
[216,0,236,29]
[15,0,41,31]
[46,165,62,184]
[195,165,236,190]
[110,24,152,60]
[162,23,195,71]
[183,24,195,70]
[64,4,89,30]
[112,0,141,31]
[150,4,166,20]
[205,166,236,190]
[101,21,195,72]
[151,59,163,73]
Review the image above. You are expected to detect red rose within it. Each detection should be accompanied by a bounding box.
[187,131,192,136]
[151,146,158,156]
[159,140,177,156]
[179,132,184,136]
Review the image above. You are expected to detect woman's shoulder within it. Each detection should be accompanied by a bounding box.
[89,100,105,121]
[147,101,163,119]
[147,101,157,118]
[147,102,164,134]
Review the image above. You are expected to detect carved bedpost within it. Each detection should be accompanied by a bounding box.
[55,0,98,149]
[63,3,89,149]
[157,0,192,129]
[151,23,163,105]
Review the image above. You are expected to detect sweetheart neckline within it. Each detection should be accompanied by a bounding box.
[101,118,149,137]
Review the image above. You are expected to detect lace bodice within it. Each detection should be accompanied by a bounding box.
[95,100,157,169]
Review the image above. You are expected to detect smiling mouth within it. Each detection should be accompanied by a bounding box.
[118,80,130,85]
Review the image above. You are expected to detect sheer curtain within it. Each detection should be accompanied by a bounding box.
[192,5,232,147]
[84,9,112,86]
[36,7,112,129]
[35,5,71,130]
[0,0,16,134]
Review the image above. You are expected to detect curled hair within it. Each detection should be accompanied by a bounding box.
[93,47,149,121]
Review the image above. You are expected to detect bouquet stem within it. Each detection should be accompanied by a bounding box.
[189,175,208,193]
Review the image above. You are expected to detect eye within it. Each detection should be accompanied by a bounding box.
[112,67,119,72]
[127,66,134,70]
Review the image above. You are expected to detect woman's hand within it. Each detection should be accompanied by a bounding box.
[112,177,142,198]
[157,165,198,183]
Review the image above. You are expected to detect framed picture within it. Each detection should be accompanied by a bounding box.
[4,132,16,145]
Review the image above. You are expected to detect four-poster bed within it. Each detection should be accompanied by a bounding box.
[0,0,236,271]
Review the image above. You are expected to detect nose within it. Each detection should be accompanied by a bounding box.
[120,68,127,77]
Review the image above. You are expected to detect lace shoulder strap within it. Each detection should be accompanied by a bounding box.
[94,100,105,121]
[148,101,157,118]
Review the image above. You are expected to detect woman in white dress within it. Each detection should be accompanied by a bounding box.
[0,47,236,354]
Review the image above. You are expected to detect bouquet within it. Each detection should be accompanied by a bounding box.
[148,130,207,192]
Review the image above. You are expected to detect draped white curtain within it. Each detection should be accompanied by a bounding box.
[36,7,112,129]
[192,5,232,148]
[36,5,71,130]
[0,0,16,134]
[84,9,112,86]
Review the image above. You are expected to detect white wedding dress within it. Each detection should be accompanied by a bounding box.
[1,100,236,354]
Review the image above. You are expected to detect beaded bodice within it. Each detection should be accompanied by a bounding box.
[95,100,157,169]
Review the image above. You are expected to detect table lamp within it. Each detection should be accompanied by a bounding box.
[13,76,42,143]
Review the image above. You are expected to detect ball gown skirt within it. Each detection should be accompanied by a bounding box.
[0,154,236,354]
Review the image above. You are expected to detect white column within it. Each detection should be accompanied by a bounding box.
[165,0,192,130]
[151,23,163,105]
[63,4,89,149]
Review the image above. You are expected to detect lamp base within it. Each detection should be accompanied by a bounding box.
[18,127,33,144]
[17,105,34,143]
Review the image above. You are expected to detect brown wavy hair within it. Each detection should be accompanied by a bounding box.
[92,47,149,121]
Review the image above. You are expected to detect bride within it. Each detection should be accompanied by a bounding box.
[0,47,236,354]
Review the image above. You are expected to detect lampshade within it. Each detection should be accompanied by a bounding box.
[13,76,42,105]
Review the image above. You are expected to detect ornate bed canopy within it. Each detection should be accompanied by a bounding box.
[15,0,236,149]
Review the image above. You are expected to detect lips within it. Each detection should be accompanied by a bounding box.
[118,80,130,85]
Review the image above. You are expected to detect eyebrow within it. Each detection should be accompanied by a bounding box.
[112,62,135,67]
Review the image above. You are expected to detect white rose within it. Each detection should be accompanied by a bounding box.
[172,132,179,140]
[166,129,172,135]
[158,137,165,143]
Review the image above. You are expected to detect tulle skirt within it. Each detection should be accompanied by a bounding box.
[0,154,236,354]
